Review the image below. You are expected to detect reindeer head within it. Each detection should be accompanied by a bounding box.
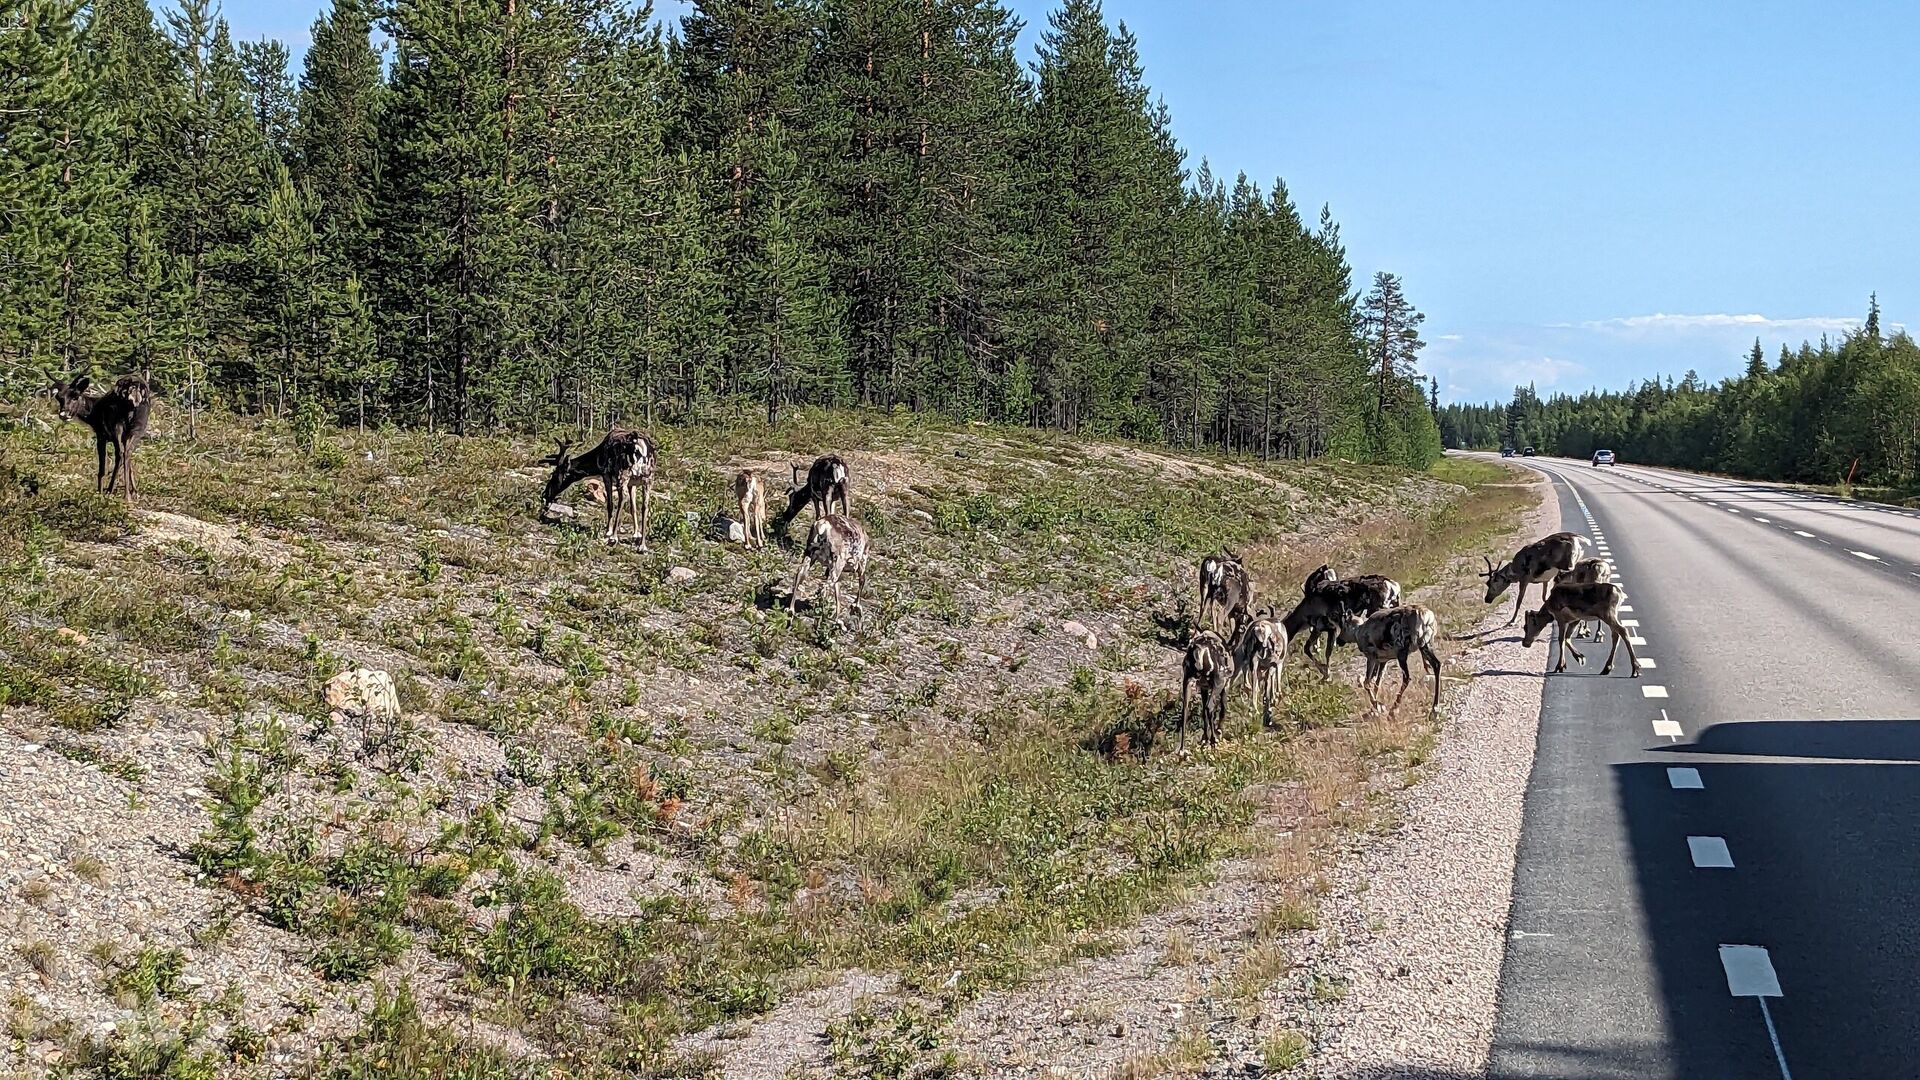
[1520,607,1553,648]
[49,375,92,421]
[1303,564,1336,596]
[538,439,574,506]
[1329,603,1367,646]
[1479,556,1515,603]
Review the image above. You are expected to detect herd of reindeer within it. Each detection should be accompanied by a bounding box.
[1176,526,1638,752]
[42,376,1637,757]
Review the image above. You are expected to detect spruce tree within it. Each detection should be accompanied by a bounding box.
[296,0,383,267]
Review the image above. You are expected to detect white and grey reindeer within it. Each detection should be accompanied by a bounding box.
[788,513,870,626]
[1480,531,1590,626]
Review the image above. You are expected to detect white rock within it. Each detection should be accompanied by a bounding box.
[667,566,698,584]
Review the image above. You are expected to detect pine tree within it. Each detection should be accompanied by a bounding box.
[0,0,127,379]
[1359,271,1425,416]
[741,120,846,424]
[237,37,295,164]
[296,0,383,265]
[1745,338,1768,378]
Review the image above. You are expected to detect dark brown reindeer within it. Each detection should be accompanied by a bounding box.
[1521,581,1641,677]
[788,513,870,626]
[774,454,850,536]
[50,374,153,501]
[1197,549,1255,634]
[1480,531,1589,626]
[1330,602,1443,718]
[1280,565,1401,678]
[539,430,657,547]
[1176,624,1236,753]
[1554,556,1614,639]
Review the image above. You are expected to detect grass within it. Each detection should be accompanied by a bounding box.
[1260,1028,1311,1071]
[0,404,1536,1072]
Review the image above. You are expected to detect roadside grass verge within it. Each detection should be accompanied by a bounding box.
[0,406,1535,1074]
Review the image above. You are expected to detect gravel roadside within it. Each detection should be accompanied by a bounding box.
[1264,478,1559,1078]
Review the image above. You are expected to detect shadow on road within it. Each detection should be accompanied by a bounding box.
[1610,719,1920,1079]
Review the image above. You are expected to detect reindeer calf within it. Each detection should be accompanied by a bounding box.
[789,513,869,625]
[1522,581,1641,676]
[735,470,767,549]
[1233,608,1286,729]
[1177,628,1235,752]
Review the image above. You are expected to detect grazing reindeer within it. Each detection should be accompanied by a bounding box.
[1280,565,1401,678]
[539,430,657,547]
[1177,626,1235,752]
[1332,603,1443,718]
[774,454,850,535]
[1480,531,1590,626]
[50,374,153,500]
[1554,557,1614,640]
[788,513,870,625]
[1232,607,1287,729]
[735,470,767,549]
[1522,582,1642,676]
[1197,549,1255,633]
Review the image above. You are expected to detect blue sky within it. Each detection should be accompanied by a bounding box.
[219,0,1916,405]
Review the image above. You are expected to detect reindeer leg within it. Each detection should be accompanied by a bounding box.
[94,436,107,492]
[1604,616,1640,676]
[603,480,619,541]
[788,557,810,614]
[1506,581,1527,627]
[1422,644,1442,718]
[640,479,652,551]
[1390,653,1412,714]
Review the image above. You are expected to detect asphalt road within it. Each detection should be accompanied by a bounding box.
[1482,453,1920,1080]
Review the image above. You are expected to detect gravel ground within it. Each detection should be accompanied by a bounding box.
[1265,482,1559,1079]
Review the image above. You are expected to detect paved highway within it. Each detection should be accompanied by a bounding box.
[1482,453,1920,1080]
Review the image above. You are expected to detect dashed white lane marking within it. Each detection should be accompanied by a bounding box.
[1720,944,1783,997]
[1793,530,1816,538]
[1629,635,1647,646]
[1726,507,1742,514]
[1619,605,1633,612]
[1689,836,1735,868]
[1851,550,1881,561]
[1642,685,1669,698]
[1668,766,1703,789]
[1639,657,1657,669]
[1621,619,1639,627]
[1720,945,1796,1079]
[1754,516,1771,523]
[1653,712,1683,739]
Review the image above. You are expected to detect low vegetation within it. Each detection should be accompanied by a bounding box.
[0,405,1530,1076]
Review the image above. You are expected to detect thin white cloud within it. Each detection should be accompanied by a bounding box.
[1559,313,1873,334]
[1436,333,1464,341]
[1488,356,1585,389]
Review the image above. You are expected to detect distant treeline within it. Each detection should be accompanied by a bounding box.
[1,0,1440,466]
[1439,300,1920,487]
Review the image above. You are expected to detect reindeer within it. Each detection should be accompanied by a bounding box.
[1232,607,1287,729]
[50,374,153,500]
[1330,603,1443,718]
[1280,565,1401,678]
[774,454,850,536]
[1176,626,1236,753]
[1521,581,1641,676]
[1480,531,1589,626]
[538,430,657,547]
[1198,549,1255,634]
[788,513,870,625]
[735,470,767,550]
[1554,557,1614,640]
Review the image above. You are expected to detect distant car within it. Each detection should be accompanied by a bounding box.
[1521,446,1537,457]
[1592,449,1616,466]
[1500,447,1516,458]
